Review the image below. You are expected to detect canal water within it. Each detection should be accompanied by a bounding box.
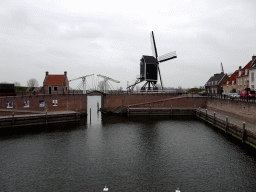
[1,95,256,192]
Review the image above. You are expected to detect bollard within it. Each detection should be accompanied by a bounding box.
[127,106,129,116]
[205,109,207,120]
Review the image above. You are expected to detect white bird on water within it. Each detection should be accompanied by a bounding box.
[103,186,181,191]
[103,186,108,192]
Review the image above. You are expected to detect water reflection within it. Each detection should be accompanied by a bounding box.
[1,95,256,191]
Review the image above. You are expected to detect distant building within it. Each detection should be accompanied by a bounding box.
[0,84,16,96]
[222,70,239,93]
[205,72,229,94]
[236,58,252,93]
[249,56,256,90]
[42,71,69,94]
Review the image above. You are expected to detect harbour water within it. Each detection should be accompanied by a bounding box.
[1,95,256,191]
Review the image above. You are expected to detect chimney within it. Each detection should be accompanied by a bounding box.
[46,71,49,76]
[64,71,67,77]
[239,66,242,70]
[252,55,256,62]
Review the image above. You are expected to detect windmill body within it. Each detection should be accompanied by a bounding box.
[128,31,177,92]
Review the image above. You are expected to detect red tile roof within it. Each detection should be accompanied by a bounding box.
[239,60,252,76]
[223,70,238,84]
[44,75,65,85]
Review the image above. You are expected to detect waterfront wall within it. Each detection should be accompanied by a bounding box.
[102,94,207,111]
[0,112,80,128]
[206,98,256,124]
[0,94,87,116]
[196,109,256,149]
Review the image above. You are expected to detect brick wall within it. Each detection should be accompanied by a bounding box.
[0,94,87,116]
[102,94,207,110]
[206,98,256,124]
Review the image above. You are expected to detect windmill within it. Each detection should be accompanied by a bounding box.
[127,31,177,91]
[69,74,94,94]
[97,74,120,93]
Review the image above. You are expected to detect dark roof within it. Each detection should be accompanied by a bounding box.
[0,84,15,93]
[206,73,226,85]
[250,58,256,68]
[142,55,158,65]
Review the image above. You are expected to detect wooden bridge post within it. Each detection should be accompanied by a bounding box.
[205,109,207,120]
[213,112,215,125]
[225,116,228,133]
[12,112,14,126]
[127,106,129,116]
[46,110,47,125]
[90,108,91,123]
[242,122,246,143]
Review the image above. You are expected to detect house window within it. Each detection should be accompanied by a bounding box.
[252,72,254,82]
[244,79,247,85]
[245,69,248,75]
[252,85,255,90]
[227,81,229,85]
[232,80,234,85]
[215,81,218,85]
[54,87,58,91]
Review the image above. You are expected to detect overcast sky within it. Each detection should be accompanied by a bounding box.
[1,0,256,90]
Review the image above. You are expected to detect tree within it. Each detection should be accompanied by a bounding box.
[14,82,21,86]
[98,81,106,92]
[177,86,183,92]
[27,78,39,87]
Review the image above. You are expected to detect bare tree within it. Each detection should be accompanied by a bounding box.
[14,82,21,86]
[27,78,39,87]
[97,81,105,92]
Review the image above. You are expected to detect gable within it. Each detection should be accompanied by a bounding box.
[44,75,65,85]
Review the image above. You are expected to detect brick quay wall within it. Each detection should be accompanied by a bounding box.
[206,98,256,124]
[101,94,208,111]
[0,94,87,116]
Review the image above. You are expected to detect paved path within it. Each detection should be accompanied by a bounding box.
[199,108,256,133]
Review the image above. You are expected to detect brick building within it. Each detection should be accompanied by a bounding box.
[236,60,252,93]
[249,56,256,90]
[42,71,69,95]
[222,70,239,93]
[205,72,229,94]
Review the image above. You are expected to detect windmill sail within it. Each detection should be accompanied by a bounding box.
[158,51,177,62]
[150,31,158,58]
